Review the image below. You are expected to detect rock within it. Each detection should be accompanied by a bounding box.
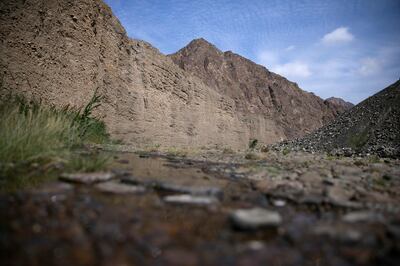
[299,194,324,205]
[300,171,321,184]
[254,179,304,195]
[121,176,152,186]
[313,225,362,243]
[342,211,384,223]
[326,185,354,205]
[272,199,286,207]
[95,181,145,194]
[163,194,218,206]
[122,177,223,198]
[33,182,74,194]
[59,172,115,184]
[155,183,223,198]
[230,208,282,230]
[111,169,132,177]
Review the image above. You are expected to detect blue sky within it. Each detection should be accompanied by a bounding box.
[104,0,400,104]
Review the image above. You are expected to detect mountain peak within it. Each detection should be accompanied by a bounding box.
[175,38,222,55]
[187,38,214,47]
[325,97,354,110]
[168,39,350,141]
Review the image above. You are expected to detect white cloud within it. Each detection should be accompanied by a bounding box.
[286,45,295,51]
[358,57,381,76]
[272,61,312,78]
[257,51,278,66]
[322,27,354,45]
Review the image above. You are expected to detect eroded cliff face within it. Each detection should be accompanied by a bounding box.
[0,0,347,149]
[0,0,244,149]
[169,38,351,141]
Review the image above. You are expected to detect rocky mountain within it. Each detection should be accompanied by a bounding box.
[169,38,349,141]
[324,97,354,114]
[274,81,400,158]
[1,0,348,150]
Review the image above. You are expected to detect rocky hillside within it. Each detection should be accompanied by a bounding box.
[325,97,354,115]
[274,81,400,158]
[169,38,350,140]
[1,0,348,149]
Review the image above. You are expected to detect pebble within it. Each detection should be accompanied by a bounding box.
[342,211,384,223]
[326,185,354,205]
[122,177,223,198]
[155,183,223,198]
[313,225,362,243]
[95,181,145,194]
[273,199,286,207]
[230,208,282,230]
[59,172,115,184]
[163,194,218,206]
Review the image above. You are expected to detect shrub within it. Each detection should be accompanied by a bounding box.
[72,88,109,144]
[282,147,290,156]
[249,139,258,150]
[245,152,259,160]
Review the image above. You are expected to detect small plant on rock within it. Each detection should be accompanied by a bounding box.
[249,139,258,151]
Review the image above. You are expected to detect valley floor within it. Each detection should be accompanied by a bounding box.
[1,149,400,266]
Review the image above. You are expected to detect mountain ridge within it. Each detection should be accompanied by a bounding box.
[1,0,353,149]
[169,37,352,140]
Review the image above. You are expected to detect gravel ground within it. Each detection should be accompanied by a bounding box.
[1,151,399,266]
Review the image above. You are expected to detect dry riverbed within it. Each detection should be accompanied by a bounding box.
[1,150,400,266]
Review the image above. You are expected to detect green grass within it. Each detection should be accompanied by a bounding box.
[66,153,110,173]
[0,90,111,191]
[165,147,188,157]
[282,147,290,156]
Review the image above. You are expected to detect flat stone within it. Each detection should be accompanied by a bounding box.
[254,179,304,195]
[299,194,324,205]
[155,183,223,198]
[95,181,145,194]
[230,208,282,230]
[121,176,152,186]
[313,225,362,243]
[122,177,223,198]
[300,171,322,184]
[163,194,218,206]
[34,182,73,194]
[342,211,384,223]
[272,199,286,207]
[111,169,132,177]
[326,185,355,205]
[59,172,115,184]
